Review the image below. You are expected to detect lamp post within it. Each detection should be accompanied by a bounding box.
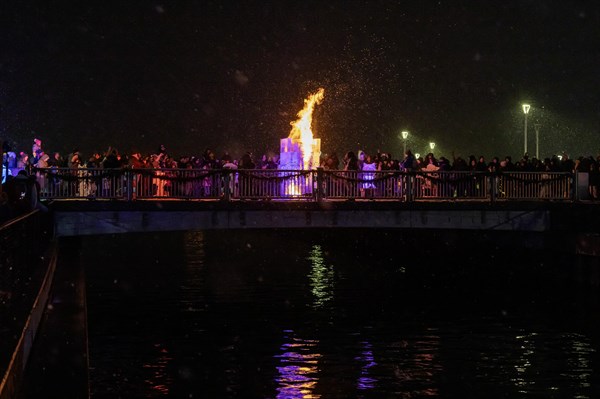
[534,123,540,159]
[522,103,531,156]
[401,130,409,155]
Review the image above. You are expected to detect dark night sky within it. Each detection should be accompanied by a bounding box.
[1,1,599,160]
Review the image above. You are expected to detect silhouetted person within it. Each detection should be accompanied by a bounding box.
[239,152,255,169]
[3,170,46,217]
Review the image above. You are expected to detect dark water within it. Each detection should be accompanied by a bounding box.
[80,230,600,398]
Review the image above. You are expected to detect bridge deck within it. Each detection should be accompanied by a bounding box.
[48,199,599,237]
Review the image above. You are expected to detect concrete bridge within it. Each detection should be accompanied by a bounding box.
[51,199,598,237]
[24,166,591,237]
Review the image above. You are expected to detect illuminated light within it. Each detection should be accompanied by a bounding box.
[429,142,435,150]
[415,153,420,159]
[288,88,325,170]
[522,103,531,155]
[401,130,409,154]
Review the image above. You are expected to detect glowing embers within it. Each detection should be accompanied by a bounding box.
[275,330,322,399]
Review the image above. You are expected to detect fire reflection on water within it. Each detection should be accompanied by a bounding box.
[143,343,173,396]
[391,333,442,397]
[275,330,322,399]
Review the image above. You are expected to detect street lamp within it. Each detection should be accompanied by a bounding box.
[429,142,435,151]
[534,123,541,159]
[522,103,531,156]
[401,130,409,154]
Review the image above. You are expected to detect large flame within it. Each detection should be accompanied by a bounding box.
[289,88,324,169]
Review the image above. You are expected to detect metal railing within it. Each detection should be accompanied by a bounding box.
[0,210,49,367]
[31,167,577,202]
[0,209,56,398]
[0,211,44,308]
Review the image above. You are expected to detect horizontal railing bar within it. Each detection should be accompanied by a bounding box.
[28,168,577,202]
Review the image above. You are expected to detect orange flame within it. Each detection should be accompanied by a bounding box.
[289,88,324,169]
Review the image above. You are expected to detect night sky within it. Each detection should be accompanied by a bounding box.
[1,1,599,160]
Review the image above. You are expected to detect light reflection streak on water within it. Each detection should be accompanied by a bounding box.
[307,245,334,308]
[512,332,595,398]
[143,343,173,396]
[392,333,441,397]
[560,333,595,397]
[513,332,536,393]
[182,231,206,312]
[274,330,322,399]
[183,231,205,268]
[355,341,377,390]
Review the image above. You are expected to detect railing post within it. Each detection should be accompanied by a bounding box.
[489,173,496,204]
[222,170,231,202]
[316,167,324,203]
[575,171,589,201]
[405,172,413,202]
[125,168,133,201]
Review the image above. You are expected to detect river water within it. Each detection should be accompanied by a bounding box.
[80,229,600,398]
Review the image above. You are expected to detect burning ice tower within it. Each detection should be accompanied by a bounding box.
[279,88,324,170]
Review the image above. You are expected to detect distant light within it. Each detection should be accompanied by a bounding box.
[429,142,435,150]
[522,104,531,114]
[415,153,420,159]
[557,155,563,161]
[401,130,409,139]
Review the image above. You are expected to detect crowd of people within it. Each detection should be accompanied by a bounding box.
[2,137,600,225]
[3,137,599,175]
